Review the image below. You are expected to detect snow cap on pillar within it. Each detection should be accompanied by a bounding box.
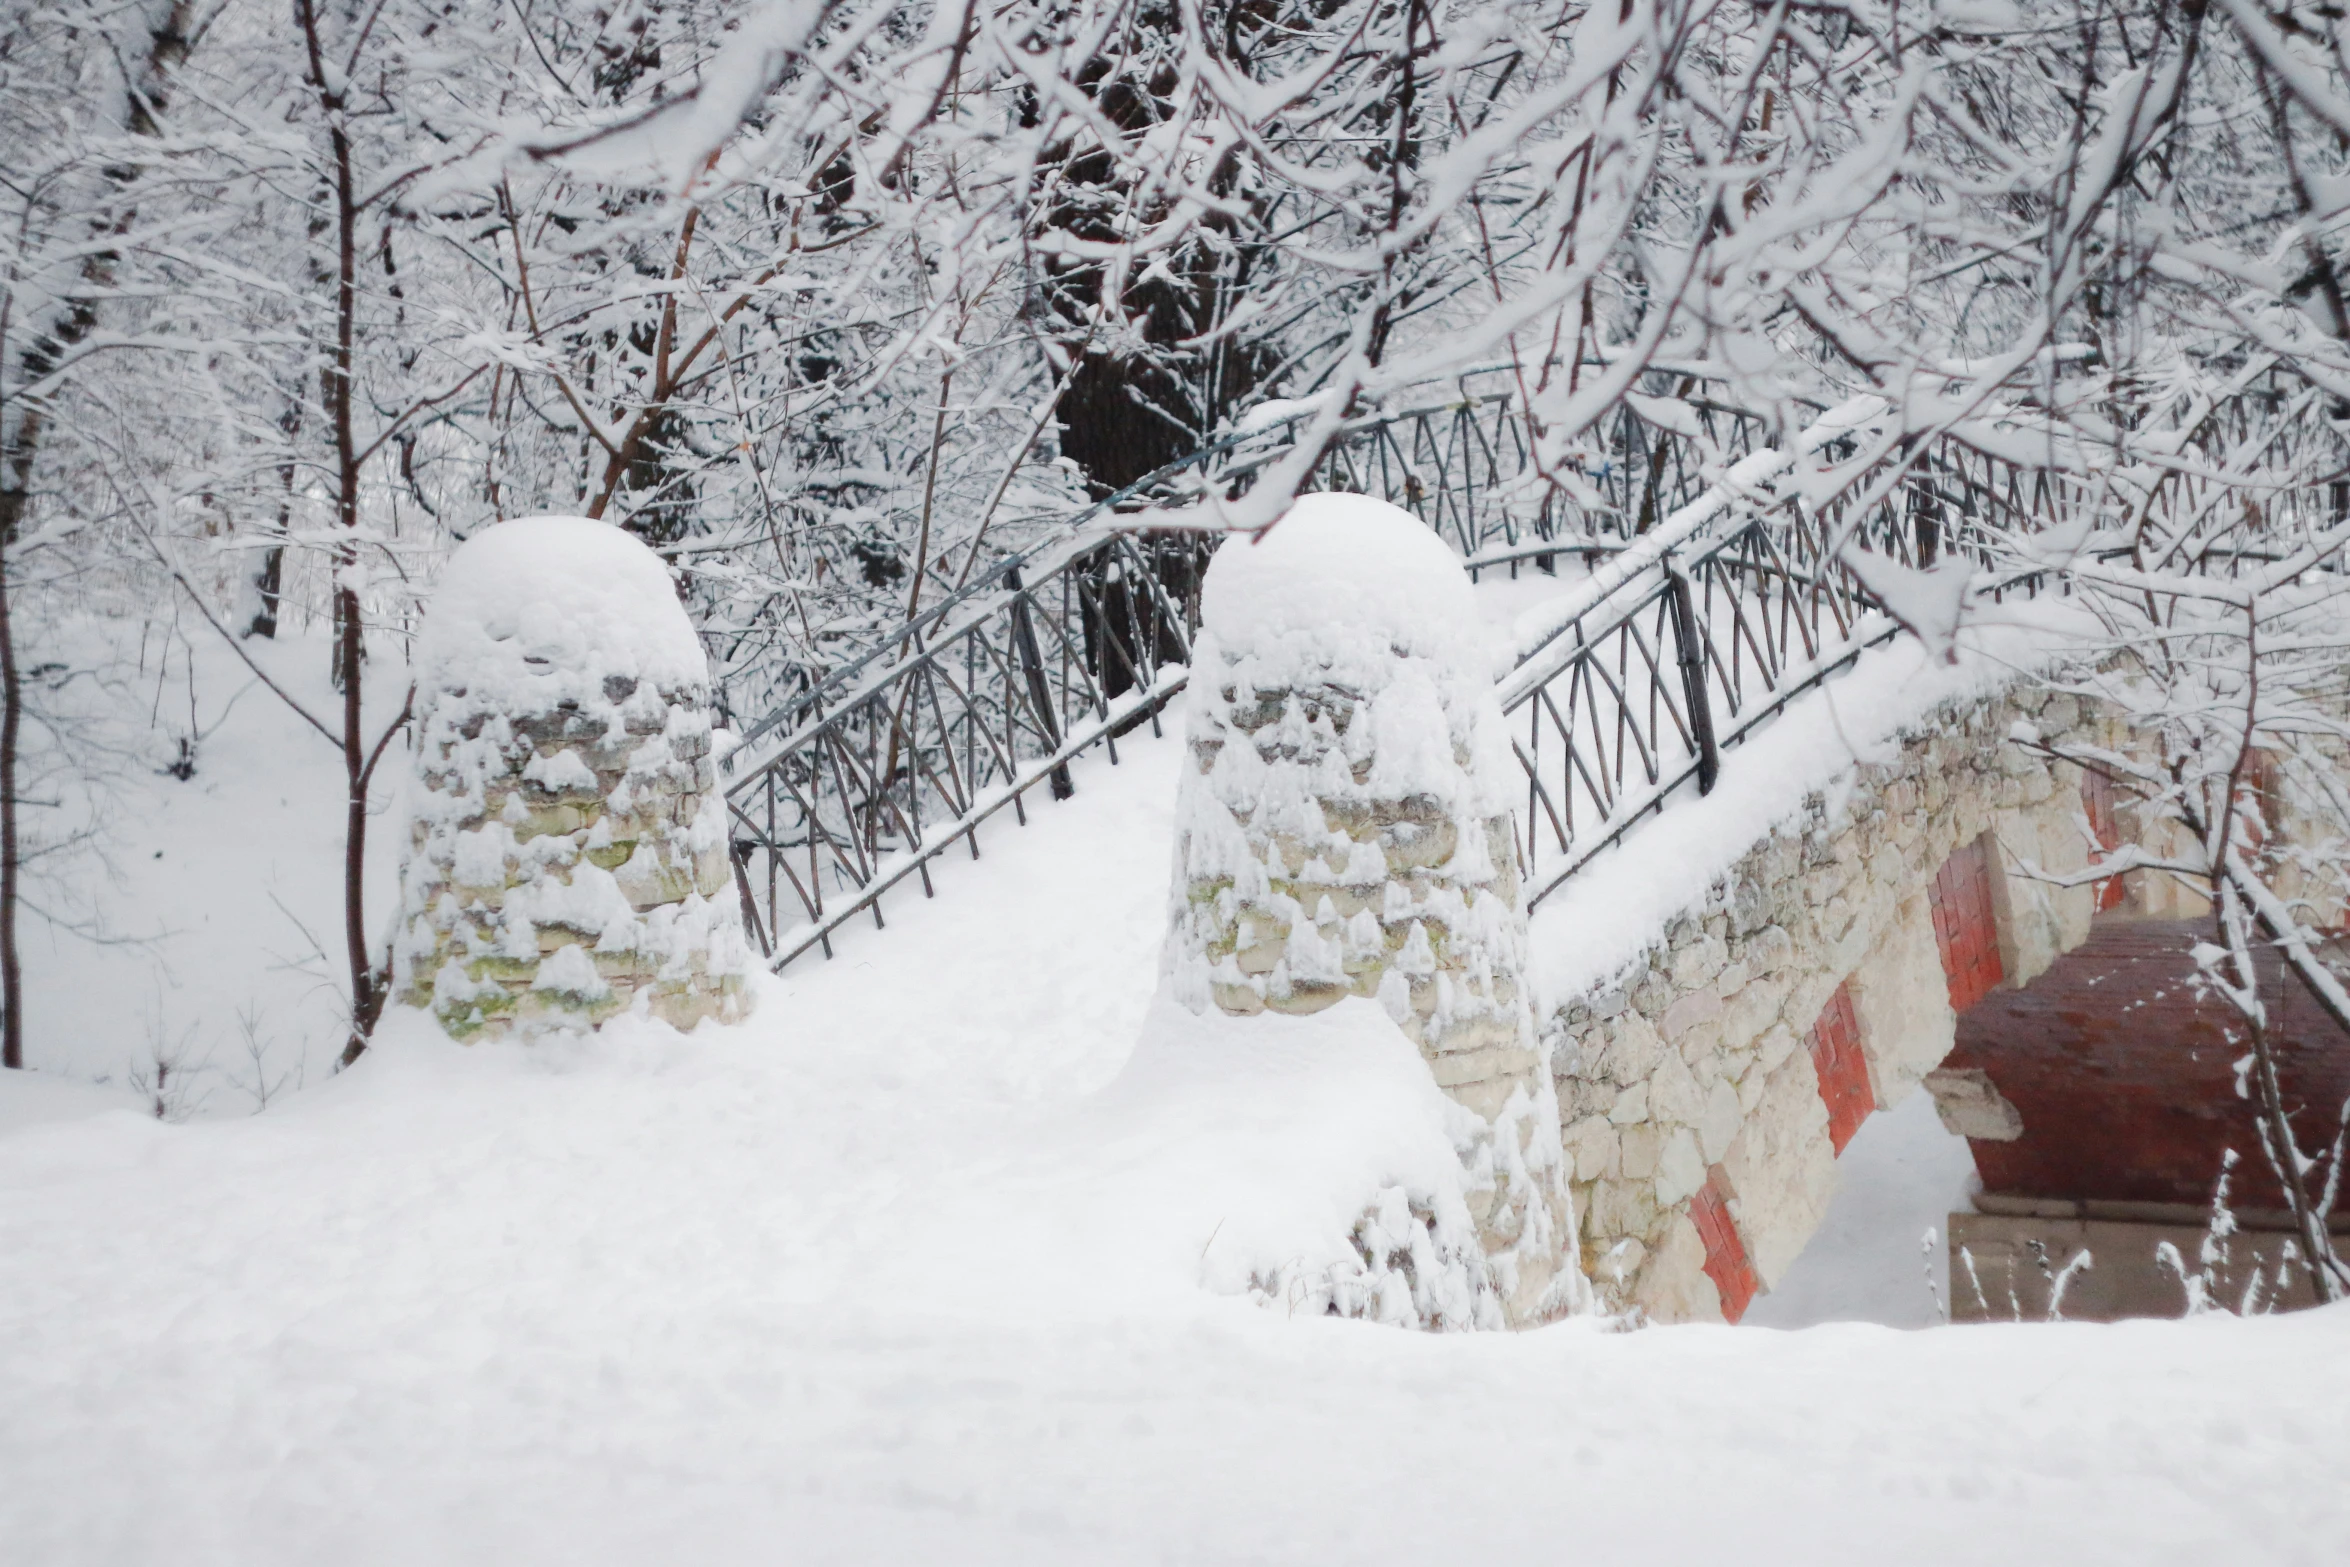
[394,515,752,1040]
[1199,491,1491,664]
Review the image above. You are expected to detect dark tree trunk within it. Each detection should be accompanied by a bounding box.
[246,408,300,639]
[298,0,381,1065]
[1039,11,1276,695]
[247,532,285,639]
[0,512,21,1070]
[0,3,194,1068]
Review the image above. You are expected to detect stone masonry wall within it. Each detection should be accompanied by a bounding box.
[1547,686,2134,1321]
[399,667,748,1037]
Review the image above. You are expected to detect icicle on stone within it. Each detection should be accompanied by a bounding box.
[1162,493,1584,1323]
[394,516,752,1039]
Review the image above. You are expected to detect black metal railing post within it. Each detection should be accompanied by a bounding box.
[1006,564,1075,800]
[1666,559,1721,796]
[731,841,772,959]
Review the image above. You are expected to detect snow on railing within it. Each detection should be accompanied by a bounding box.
[721,378,1660,968]
[720,379,2067,968]
[1500,398,1909,907]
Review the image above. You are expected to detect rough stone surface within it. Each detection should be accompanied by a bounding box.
[394,518,751,1039]
[1165,496,1580,1325]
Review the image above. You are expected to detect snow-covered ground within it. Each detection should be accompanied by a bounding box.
[12,617,403,1101]
[6,562,1590,1101]
[1744,1089,1982,1330]
[5,681,2349,1562]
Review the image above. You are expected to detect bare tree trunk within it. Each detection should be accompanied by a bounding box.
[0,515,21,1070]
[338,564,374,1065]
[0,166,97,1066]
[0,2,194,1071]
[248,533,284,639]
[298,0,380,1065]
[0,309,53,1074]
[2240,1005,2348,1302]
[245,409,297,639]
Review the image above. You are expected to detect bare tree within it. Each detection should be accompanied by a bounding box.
[0,0,202,1068]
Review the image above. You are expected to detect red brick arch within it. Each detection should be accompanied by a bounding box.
[1930,837,2005,1013]
[1807,981,1872,1154]
[2080,769,2128,914]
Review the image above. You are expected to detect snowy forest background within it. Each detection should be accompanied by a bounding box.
[9,0,2350,1233]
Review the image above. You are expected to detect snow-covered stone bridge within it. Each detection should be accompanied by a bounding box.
[722,477,2168,1326]
[686,380,2270,1329]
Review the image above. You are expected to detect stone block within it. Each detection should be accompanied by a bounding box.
[1730,877,1774,935]
[1618,1123,1660,1181]
[1667,934,1725,989]
[1659,986,1724,1043]
[1599,1012,1667,1084]
[1647,1051,1705,1128]
[1654,1128,1706,1208]
[1428,1043,1541,1093]
[1589,1177,1659,1248]
[1699,1079,1744,1165]
[1754,1022,1801,1079]
[1922,1067,2024,1140]
[1631,1213,1723,1324]
[1632,972,1673,1018]
[1715,971,1790,1049]
[1743,923,1796,975]
[1564,1115,1619,1182]
[1556,1072,1613,1121]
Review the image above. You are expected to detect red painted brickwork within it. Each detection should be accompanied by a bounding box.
[1930,837,2004,1013]
[1945,919,2350,1209]
[1807,981,1873,1154]
[2080,769,2127,914]
[1690,1166,1759,1322]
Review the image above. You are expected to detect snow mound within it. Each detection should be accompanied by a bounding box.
[1165,492,1580,1323]
[1096,994,1501,1329]
[415,516,707,705]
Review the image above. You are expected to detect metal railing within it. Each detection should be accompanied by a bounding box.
[721,379,2078,966]
[722,528,1200,966]
[717,377,1743,968]
[1501,407,1923,906]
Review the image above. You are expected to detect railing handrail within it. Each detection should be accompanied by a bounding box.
[1500,396,1891,681]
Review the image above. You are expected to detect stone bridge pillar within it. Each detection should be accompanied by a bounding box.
[1163,493,1580,1324]
[394,515,752,1040]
